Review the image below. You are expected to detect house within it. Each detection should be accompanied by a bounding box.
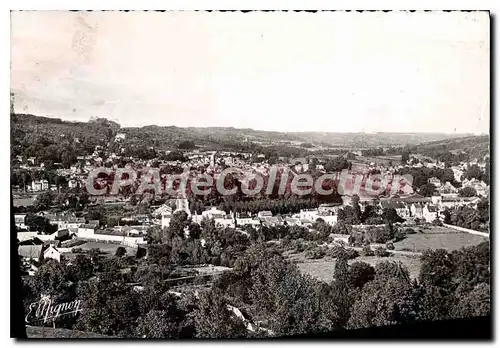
[68,179,79,189]
[43,245,62,262]
[18,245,44,262]
[202,207,227,220]
[299,208,320,222]
[410,203,424,219]
[14,214,27,230]
[153,204,173,218]
[236,215,260,227]
[285,217,300,226]
[317,213,338,226]
[452,167,464,182]
[329,234,350,245]
[260,216,283,227]
[52,229,70,239]
[31,179,49,192]
[423,205,439,223]
[318,203,342,215]
[428,177,441,188]
[115,133,126,141]
[257,211,273,218]
[161,211,173,228]
[440,196,481,210]
[78,224,98,238]
[438,182,459,195]
[174,198,191,217]
[17,231,39,243]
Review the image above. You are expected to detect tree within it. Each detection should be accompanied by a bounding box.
[75,264,140,337]
[451,242,490,293]
[375,261,411,283]
[34,191,56,211]
[351,194,362,224]
[458,186,477,197]
[443,209,452,224]
[401,151,410,164]
[331,253,351,327]
[419,183,437,197]
[193,288,247,338]
[465,164,482,180]
[248,255,338,336]
[54,175,68,189]
[382,208,405,224]
[177,140,195,150]
[169,211,189,238]
[348,262,375,289]
[419,249,454,290]
[451,283,490,318]
[25,213,56,233]
[347,277,417,329]
[116,246,126,257]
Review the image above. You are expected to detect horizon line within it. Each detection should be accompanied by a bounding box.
[13,113,488,136]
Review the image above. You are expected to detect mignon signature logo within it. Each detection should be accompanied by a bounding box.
[25,296,83,324]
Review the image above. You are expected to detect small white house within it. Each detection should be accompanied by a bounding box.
[14,214,27,229]
[43,245,62,262]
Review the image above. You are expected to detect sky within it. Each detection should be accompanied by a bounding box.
[11,11,490,134]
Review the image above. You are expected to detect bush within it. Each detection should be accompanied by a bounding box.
[365,226,392,244]
[404,228,416,234]
[374,246,391,257]
[432,218,443,226]
[72,247,83,253]
[304,247,326,260]
[385,242,395,250]
[362,245,374,256]
[393,229,406,242]
[327,246,358,260]
[346,248,359,260]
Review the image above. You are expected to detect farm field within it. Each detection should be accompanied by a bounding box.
[394,227,487,252]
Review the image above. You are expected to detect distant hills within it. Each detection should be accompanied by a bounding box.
[411,135,490,161]
[11,114,483,153]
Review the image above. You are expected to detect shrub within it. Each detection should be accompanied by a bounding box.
[362,245,374,256]
[346,248,359,260]
[327,246,358,260]
[374,246,391,257]
[386,242,395,250]
[393,229,406,242]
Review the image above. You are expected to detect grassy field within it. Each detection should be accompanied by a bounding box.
[291,226,487,283]
[295,255,422,282]
[394,226,488,252]
[13,196,36,207]
[78,242,137,256]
